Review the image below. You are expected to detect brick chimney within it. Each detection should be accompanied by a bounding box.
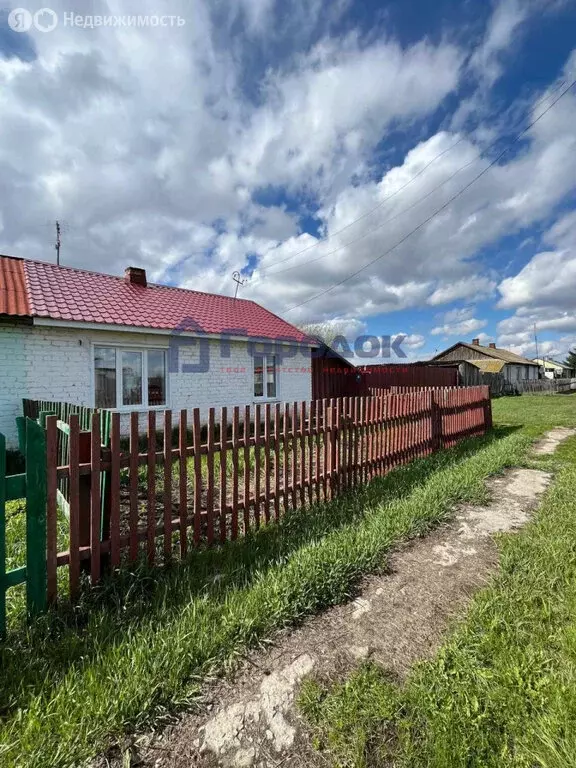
[472,338,480,345]
[125,267,147,287]
[489,342,496,349]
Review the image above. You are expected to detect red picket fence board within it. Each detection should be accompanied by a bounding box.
[110,412,121,569]
[231,406,240,540]
[179,410,188,557]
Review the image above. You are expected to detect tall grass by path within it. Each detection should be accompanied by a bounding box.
[0,424,534,768]
[300,412,576,767]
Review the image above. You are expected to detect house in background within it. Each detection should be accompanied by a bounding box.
[431,338,540,389]
[532,358,575,379]
[0,255,316,447]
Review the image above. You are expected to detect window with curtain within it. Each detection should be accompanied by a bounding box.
[94,347,167,409]
[253,354,277,399]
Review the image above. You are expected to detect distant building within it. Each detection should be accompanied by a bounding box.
[532,358,575,379]
[431,338,540,384]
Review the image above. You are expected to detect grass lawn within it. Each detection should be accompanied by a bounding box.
[299,394,576,767]
[0,395,571,768]
[492,392,576,429]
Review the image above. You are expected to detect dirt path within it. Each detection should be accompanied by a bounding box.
[99,428,574,768]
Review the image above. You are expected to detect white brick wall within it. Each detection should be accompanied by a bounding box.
[0,323,312,447]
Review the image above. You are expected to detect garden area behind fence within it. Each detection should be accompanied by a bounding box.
[1,385,491,633]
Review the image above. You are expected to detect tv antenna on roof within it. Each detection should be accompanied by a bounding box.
[53,220,71,265]
[55,220,61,265]
[232,270,248,298]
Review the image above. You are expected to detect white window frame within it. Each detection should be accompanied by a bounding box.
[253,353,279,402]
[92,344,169,411]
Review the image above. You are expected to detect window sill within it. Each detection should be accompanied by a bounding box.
[99,404,169,413]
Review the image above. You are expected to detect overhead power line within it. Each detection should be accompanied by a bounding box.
[253,77,568,280]
[259,79,570,280]
[282,78,576,313]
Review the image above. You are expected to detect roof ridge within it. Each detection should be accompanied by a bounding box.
[20,255,255,305]
[2,255,309,342]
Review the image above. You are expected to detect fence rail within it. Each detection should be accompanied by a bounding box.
[38,386,491,605]
[0,387,491,630]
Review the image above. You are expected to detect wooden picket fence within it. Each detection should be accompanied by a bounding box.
[33,385,491,606]
[1,419,48,638]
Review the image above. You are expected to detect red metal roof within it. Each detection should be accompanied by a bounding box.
[0,256,309,342]
[0,256,30,316]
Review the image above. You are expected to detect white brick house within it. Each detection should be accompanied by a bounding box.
[0,256,315,447]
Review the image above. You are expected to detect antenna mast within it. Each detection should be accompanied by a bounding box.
[232,270,247,298]
[55,220,61,265]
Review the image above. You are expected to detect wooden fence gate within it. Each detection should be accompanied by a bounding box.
[0,418,48,638]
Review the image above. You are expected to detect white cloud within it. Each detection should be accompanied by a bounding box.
[496,210,576,352]
[431,316,487,337]
[427,277,496,307]
[469,0,530,86]
[496,332,574,360]
[400,333,426,350]
[0,0,574,339]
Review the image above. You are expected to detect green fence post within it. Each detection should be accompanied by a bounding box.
[16,417,27,456]
[25,419,47,618]
[0,433,6,639]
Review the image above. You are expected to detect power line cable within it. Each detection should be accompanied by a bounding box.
[283,78,576,313]
[252,77,568,279]
[259,78,569,279]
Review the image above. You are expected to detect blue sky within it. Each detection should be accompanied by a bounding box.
[1,0,576,363]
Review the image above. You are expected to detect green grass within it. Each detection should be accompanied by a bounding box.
[492,392,576,428]
[299,396,576,768]
[0,420,535,768]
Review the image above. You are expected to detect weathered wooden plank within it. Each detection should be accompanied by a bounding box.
[163,410,173,560]
[299,401,306,507]
[193,408,202,545]
[274,403,281,520]
[206,408,215,545]
[315,400,322,500]
[291,402,298,509]
[68,414,80,599]
[219,407,228,543]
[264,403,271,524]
[110,412,121,569]
[231,407,240,539]
[89,413,102,584]
[179,410,188,557]
[146,411,156,566]
[283,402,290,513]
[243,405,251,534]
[0,433,6,637]
[254,404,261,529]
[45,416,58,604]
[307,400,314,505]
[322,400,329,500]
[129,412,139,561]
